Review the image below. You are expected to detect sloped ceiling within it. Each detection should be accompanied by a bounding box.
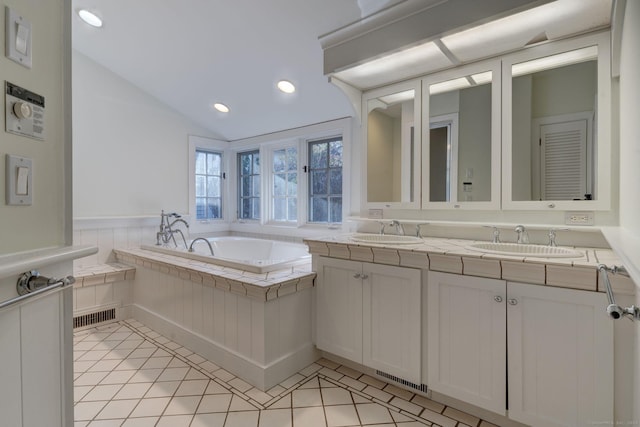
[72,0,611,141]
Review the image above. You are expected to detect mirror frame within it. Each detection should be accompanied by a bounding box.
[362,78,422,209]
[421,59,502,210]
[501,31,611,211]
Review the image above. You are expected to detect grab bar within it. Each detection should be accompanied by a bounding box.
[597,264,640,321]
[0,271,75,310]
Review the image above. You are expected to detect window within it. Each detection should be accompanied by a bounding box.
[272,147,298,222]
[308,138,343,223]
[238,150,260,220]
[195,149,223,220]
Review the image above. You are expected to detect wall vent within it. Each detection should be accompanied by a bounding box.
[73,308,117,329]
[375,370,428,394]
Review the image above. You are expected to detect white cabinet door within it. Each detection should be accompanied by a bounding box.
[427,271,507,415]
[315,257,363,363]
[507,282,613,427]
[363,263,421,383]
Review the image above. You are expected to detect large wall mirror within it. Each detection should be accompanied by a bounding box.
[363,80,421,209]
[422,61,501,209]
[503,33,611,210]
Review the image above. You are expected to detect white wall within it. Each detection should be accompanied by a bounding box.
[72,51,219,218]
[0,0,70,254]
[618,1,640,422]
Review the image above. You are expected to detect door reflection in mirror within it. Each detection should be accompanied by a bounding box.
[511,47,597,201]
[428,73,492,202]
[367,90,415,203]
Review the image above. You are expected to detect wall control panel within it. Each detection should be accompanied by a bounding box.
[5,81,45,140]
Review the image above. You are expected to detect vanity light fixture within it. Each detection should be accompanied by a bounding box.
[78,9,103,28]
[213,103,230,113]
[277,80,296,93]
[511,45,598,77]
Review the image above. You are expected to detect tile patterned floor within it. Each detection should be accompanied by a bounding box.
[74,320,495,427]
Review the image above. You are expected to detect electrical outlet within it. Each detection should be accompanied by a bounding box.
[565,211,594,225]
[368,209,383,219]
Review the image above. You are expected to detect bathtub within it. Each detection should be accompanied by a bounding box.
[141,236,310,273]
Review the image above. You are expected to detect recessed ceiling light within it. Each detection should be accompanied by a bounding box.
[277,80,296,93]
[213,103,230,113]
[78,9,103,28]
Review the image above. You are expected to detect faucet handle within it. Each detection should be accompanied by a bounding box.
[547,228,569,247]
[415,223,429,238]
[482,225,501,243]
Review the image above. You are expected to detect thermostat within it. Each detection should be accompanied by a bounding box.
[5,81,45,140]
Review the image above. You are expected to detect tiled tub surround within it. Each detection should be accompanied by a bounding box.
[74,320,498,427]
[305,234,636,294]
[112,247,318,391]
[73,263,137,323]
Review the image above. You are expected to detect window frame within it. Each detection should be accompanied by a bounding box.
[307,136,344,225]
[188,135,229,234]
[265,141,302,225]
[237,149,262,221]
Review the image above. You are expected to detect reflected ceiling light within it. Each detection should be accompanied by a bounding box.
[512,45,597,77]
[469,71,493,85]
[277,80,296,93]
[78,9,103,28]
[429,77,470,95]
[213,103,230,113]
[378,90,414,105]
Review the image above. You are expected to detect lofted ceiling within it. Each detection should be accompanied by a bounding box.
[72,0,612,142]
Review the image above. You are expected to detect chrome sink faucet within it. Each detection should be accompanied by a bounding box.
[390,220,405,236]
[156,210,189,249]
[514,225,529,244]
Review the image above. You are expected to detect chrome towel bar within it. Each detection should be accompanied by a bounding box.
[0,271,75,310]
[597,264,639,321]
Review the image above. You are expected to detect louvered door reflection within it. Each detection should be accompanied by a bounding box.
[540,119,588,200]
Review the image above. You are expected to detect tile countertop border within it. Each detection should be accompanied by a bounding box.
[113,248,316,302]
[304,235,636,295]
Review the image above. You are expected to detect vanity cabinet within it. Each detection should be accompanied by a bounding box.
[315,256,422,383]
[428,271,613,426]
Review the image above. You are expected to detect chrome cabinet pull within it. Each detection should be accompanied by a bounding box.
[361,274,368,280]
[353,273,361,279]
[508,298,518,306]
[494,296,503,303]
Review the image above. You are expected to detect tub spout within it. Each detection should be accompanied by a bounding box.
[189,237,214,255]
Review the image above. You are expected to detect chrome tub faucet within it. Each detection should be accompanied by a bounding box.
[156,210,189,249]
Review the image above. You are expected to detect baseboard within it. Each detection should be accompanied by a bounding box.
[132,304,319,391]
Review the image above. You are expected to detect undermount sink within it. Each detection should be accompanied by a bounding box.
[467,242,583,258]
[350,234,423,244]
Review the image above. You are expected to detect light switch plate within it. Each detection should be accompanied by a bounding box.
[5,6,32,68]
[6,154,32,206]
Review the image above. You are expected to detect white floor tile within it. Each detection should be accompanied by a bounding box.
[190,412,227,427]
[87,419,124,426]
[258,408,292,427]
[113,383,153,400]
[94,399,139,420]
[196,394,232,413]
[356,403,394,425]
[163,395,202,415]
[292,388,323,407]
[321,387,354,405]
[175,379,209,396]
[144,381,180,398]
[224,410,260,427]
[82,384,123,402]
[128,397,170,418]
[292,406,326,427]
[74,401,108,421]
[325,404,361,427]
[155,414,193,427]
